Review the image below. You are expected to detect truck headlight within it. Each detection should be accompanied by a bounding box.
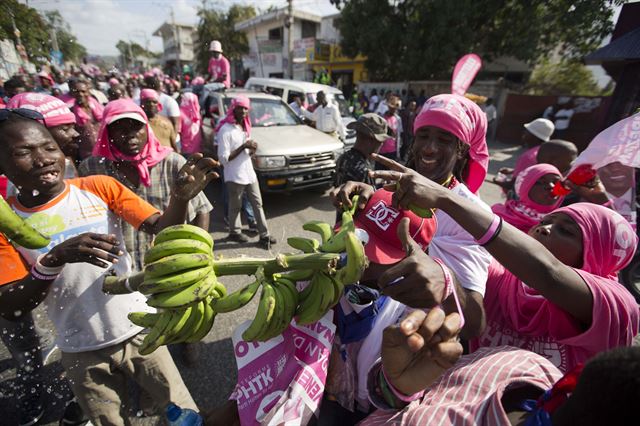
[255,156,286,169]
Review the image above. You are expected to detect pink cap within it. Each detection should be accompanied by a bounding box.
[140,89,159,101]
[7,92,75,128]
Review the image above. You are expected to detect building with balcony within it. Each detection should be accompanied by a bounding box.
[153,22,197,74]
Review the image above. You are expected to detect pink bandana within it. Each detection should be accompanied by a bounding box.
[215,95,251,136]
[179,92,203,154]
[7,92,75,128]
[493,164,563,232]
[92,99,172,187]
[414,94,489,193]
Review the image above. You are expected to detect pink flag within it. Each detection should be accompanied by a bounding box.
[451,54,482,96]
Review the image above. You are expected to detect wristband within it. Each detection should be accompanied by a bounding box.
[31,265,58,281]
[34,254,64,276]
[476,215,502,246]
[433,257,466,329]
[381,365,424,403]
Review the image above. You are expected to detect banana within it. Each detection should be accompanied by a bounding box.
[261,281,286,341]
[335,232,368,286]
[327,272,344,308]
[302,220,333,244]
[274,277,297,329]
[163,305,194,344]
[185,297,216,343]
[138,310,173,355]
[242,281,277,342]
[169,301,205,344]
[287,237,320,253]
[212,280,228,298]
[146,274,216,309]
[144,239,212,265]
[128,311,161,328]
[144,253,212,279]
[138,265,213,294]
[317,271,337,313]
[0,195,50,249]
[154,224,214,249]
[214,268,265,313]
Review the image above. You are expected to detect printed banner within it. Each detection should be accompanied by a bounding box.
[451,53,482,96]
[231,311,336,426]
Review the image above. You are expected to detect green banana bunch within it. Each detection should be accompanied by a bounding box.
[287,236,320,253]
[319,196,359,253]
[154,224,214,248]
[144,239,212,264]
[135,296,218,354]
[146,273,217,308]
[214,267,265,313]
[0,195,50,249]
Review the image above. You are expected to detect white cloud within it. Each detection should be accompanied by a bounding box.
[24,0,338,56]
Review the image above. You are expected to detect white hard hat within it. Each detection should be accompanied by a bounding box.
[209,40,223,52]
[524,118,554,142]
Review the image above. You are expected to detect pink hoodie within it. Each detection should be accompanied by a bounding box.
[179,92,203,154]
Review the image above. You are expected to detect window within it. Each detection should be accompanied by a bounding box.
[266,86,284,97]
[301,20,317,39]
[268,27,282,40]
[287,90,304,104]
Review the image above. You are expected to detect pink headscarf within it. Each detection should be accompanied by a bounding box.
[92,99,172,187]
[414,94,489,193]
[70,96,104,127]
[179,92,203,154]
[492,164,563,233]
[192,76,205,86]
[8,92,75,128]
[108,78,120,87]
[555,203,638,279]
[214,95,251,136]
[139,89,163,112]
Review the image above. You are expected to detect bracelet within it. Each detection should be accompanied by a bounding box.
[433,257,466,329]
[31,265,58,281]
[34,254,64,276]
[476,215,502,246]
[381,365,424,403]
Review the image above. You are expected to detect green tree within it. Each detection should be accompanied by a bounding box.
[525,59,606,96]
[116,40,158,68]
[195,3,256,74]
[0,0,51,64]
[44,10,87,63]
[331,0,623,82]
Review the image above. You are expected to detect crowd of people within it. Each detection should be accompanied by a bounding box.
[1,38,640,426]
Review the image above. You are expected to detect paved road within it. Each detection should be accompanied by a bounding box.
[0,140,521,425]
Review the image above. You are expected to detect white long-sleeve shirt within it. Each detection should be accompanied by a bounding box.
[217,123,257,185]
[301,103,346,140]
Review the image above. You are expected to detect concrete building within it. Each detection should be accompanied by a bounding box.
[235,8,322,80]
[153,22,197,74]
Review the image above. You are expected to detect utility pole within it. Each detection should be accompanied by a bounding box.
[286,0,294,79]
[171,7,182,76]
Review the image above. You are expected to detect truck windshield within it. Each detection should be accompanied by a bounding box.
[305,92,351,118]
[224,97,300,127]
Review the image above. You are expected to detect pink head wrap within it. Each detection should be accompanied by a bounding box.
[492,164,563,232]
[179,92,202,154]
[214,95,251,135]
[7,92,75,128]
[108,78,119,87]
[554,203,638,279]
[92,99,172,187]
[192,76,205,86]
[414,94,489,193]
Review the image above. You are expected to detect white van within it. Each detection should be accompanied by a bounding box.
[244,77,357,149]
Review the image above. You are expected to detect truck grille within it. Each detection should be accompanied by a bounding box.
[288,152,334,167]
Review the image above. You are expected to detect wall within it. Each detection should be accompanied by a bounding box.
[496,94,611,151]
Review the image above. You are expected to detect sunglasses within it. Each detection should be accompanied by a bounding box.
[0,108,45,122]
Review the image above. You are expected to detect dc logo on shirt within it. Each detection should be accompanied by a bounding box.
[366,201,399,231]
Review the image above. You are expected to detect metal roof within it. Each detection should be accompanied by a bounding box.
[585,27,640,64]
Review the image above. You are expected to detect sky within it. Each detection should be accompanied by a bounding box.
[23,0,339,56]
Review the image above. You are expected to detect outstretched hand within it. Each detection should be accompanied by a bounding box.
[382,308,463,396]
[173,153,220,201]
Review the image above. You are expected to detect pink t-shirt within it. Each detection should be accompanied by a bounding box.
[208,55,231,88]
[380,114,399,154]
[470,260,639,373]
[361,346,561,426]
[512,146,540,180]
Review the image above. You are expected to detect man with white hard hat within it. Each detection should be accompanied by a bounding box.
[207,40,231,88]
